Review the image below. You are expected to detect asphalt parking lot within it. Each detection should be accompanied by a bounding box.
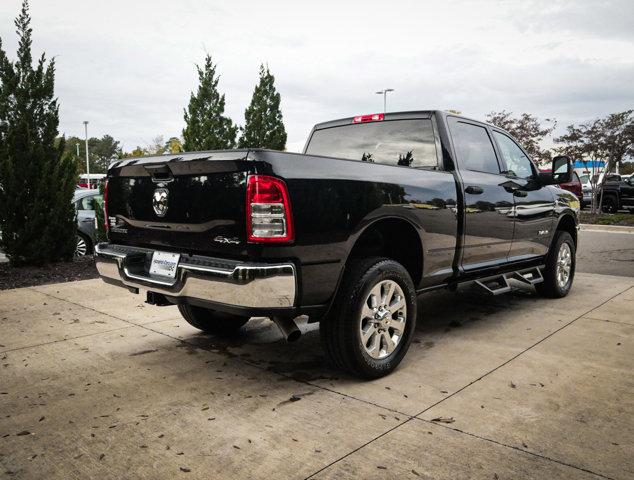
[1,269,633,479]
[577,226,634,278]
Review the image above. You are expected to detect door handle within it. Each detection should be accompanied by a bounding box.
[513,190,528,198]
[465,186,483,195]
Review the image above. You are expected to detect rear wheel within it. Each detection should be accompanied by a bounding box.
[320,257,417,379]
[536,231,575,298]
[178,304,249,334]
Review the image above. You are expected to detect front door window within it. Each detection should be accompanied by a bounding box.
[492,131,534,179]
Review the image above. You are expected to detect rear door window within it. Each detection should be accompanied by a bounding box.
[450,121,501,174]
[305,119,438,168]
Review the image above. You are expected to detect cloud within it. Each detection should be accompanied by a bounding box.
[0,0,632,153]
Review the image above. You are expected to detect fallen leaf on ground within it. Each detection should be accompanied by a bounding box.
[430,417,455,424]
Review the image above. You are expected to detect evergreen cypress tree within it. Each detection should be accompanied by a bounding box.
[238,65,287,150]
[182,55,237,151]
[0,0,77,266]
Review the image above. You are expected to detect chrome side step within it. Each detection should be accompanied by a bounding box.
[473,267,543,295]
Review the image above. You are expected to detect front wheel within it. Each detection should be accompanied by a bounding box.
[601,196,618,213]
[178,304,249,334]
[320,257,417,379]
[536,231,576,298]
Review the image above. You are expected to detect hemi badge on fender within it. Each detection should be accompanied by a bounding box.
[538,230,549,236]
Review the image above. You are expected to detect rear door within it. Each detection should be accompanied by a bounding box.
[491,130,554,261]
[448,118,515,270]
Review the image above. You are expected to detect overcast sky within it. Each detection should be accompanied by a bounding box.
[1,0,632,152]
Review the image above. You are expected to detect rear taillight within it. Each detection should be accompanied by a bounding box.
[103,179,109,234]
[352,113,384,124]
[246,175,294,243]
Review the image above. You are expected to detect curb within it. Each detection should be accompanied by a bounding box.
[580,224,634,233]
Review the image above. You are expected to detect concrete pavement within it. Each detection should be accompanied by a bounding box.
[1,272,633,479]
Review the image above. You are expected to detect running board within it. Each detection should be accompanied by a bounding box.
[473,267,543,295]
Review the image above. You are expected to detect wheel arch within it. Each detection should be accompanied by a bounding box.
[344,216,424,288]
[554,213,578,247]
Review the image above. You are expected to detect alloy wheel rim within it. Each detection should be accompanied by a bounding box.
[556,242,572,290]
[75,236,87,257]
[359,279,407,359]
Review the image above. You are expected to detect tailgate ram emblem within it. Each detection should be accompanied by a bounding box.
[152,187,169,217]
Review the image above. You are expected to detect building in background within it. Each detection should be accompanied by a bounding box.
[573,160,605,177]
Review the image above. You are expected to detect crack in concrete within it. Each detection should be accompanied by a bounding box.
[416,418,617,480]
[582,316,634,327]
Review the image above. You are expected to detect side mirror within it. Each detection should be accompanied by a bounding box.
[538,155,572,185]
[551,155,572,184]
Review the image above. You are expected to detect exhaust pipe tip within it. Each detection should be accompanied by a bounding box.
[271,316,301,342]
[286,328,301,343]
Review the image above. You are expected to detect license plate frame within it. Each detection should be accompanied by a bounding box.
[149,251,181,279]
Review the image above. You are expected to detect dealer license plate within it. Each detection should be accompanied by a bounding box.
[150,251,180,279]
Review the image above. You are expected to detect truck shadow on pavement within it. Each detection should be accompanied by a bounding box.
[170,283,542,383]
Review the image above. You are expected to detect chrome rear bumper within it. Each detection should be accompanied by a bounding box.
[94,243,296,308]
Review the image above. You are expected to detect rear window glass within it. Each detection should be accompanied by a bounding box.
[305,119,438,168]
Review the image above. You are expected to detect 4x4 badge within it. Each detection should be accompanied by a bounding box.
[152,187,169,217]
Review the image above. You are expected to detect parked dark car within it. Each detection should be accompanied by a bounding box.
[73,189,102,256]
[94,111,579,378]
[598,174,634,212]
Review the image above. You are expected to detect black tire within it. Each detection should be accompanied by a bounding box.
[178,304,249,334]
[601,196,618,213]
[320,257,417,379]
[535,231,576,298]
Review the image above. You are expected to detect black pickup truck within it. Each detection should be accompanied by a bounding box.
[95,111,579,378]
[598,174,634,213]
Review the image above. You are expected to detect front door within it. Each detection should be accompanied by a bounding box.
[491,130,554,261]
[448,118,515,271]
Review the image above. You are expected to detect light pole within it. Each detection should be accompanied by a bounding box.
[375,88,394,113]
[83,121,90,188]
[75,143,80,157]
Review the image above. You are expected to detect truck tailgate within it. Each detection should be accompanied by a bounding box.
[106,151,251,258]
